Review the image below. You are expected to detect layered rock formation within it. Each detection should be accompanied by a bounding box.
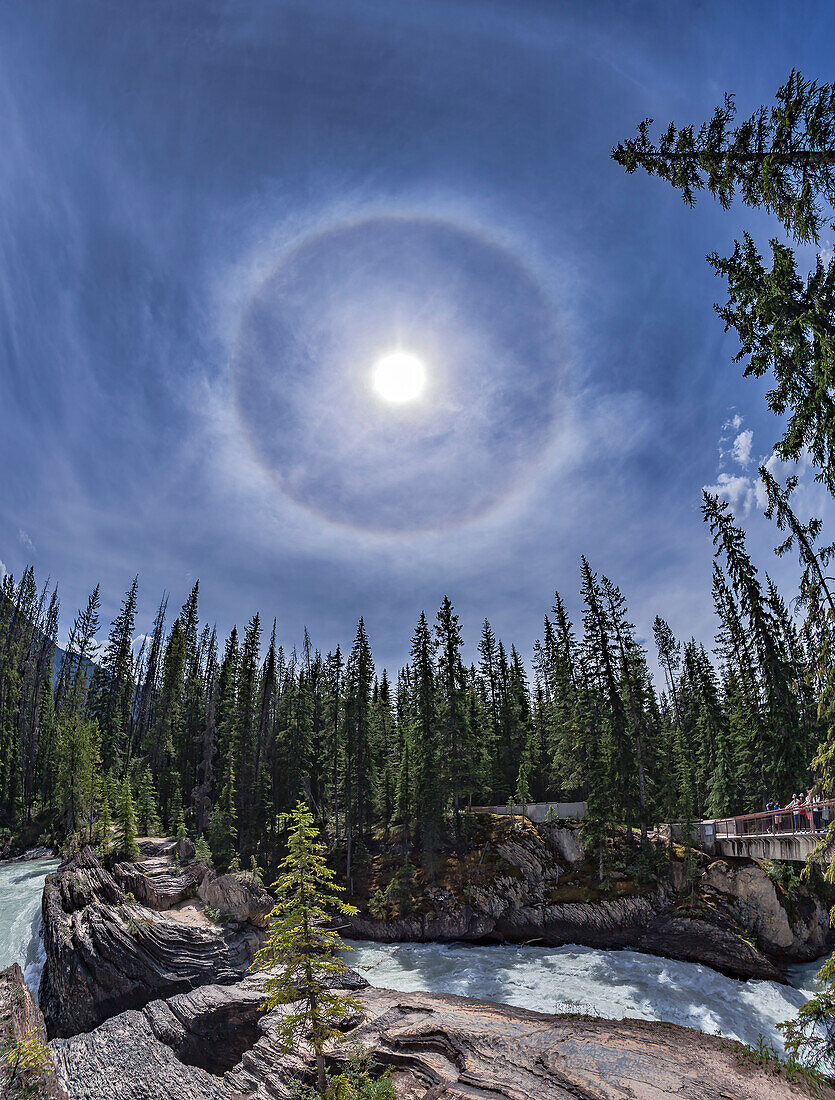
[39,843,270,1038]
[346,819,831,981]
[48,977,834,1100]
[13,822,835,1098]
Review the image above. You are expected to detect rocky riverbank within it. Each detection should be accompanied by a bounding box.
[39,838,272,1037]
[0,961,829,1100]
[344,817,832,982]
[1,830,834,1099]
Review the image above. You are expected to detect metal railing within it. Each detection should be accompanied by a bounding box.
[714,800,835,839]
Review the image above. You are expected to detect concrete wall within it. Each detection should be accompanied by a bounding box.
[716,834,820,862]
[471,801,587,822]
[655,821,717,855]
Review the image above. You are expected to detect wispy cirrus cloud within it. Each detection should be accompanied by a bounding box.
[2,0,834,672]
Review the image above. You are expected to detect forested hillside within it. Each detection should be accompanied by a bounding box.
[0,490,826,876]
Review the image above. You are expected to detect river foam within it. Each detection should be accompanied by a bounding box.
[344,938,825,1054]
[0,858,826,1055]
[0,857,59,996]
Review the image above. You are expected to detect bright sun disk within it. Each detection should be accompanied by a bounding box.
[372,350,427,404]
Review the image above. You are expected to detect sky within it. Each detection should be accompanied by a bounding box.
[1,0,834,672]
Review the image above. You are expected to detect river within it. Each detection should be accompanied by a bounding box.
[0,858,825,1054]
[345,939,824,1053]
[0,856,59,996]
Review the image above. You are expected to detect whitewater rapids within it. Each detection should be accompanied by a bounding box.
[0,858,824,1055]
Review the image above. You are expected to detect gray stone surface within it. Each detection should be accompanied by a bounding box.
[50,979,835,1100]
[40,846,266,1038]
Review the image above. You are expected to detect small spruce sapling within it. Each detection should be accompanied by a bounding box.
[251,799,362,1097]
[195,835,213,864]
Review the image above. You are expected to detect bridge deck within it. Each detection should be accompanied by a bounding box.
[712,802,833,862]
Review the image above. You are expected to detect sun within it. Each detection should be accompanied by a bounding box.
[372,350,427,404]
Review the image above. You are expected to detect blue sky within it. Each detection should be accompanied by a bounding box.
[1,0,834,671]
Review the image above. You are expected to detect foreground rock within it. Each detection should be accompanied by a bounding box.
[40,844,268,1038]
[50,977,834,1100]
[0,963,67,1099]
[346,819,831,981]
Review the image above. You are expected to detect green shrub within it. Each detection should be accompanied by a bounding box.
[1,1028,55,1098]
[204,904,233,924]
[290,1049,396,1099]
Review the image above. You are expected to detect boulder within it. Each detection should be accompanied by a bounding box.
[39,846,265,1038]
[21,845,56,861]
[176,837,196,864]
[198,871,273,928]
[544,824,586,867]
[703,859,830,960]
[0,963,67,1099]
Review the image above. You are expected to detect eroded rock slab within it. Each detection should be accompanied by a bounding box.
[50,979,834,1100]
[40,846,266,1038]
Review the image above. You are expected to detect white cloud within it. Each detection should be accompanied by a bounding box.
[703,472,756,515]
[17,528,35,553]
[0,559,6,579]
[709,414,758,511]
[821,239,833,267]
[732,429,753,467]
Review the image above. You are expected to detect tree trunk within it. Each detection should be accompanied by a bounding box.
[316,1050,327,1097]
[346,809,353,897]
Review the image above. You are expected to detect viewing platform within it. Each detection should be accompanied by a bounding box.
[469,800,833,863]
[713,802,834,862]
[470,800,587,823]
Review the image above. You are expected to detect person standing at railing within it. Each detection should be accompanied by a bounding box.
[789,795,801,833]
[810,789,823,832]
[802,792,813,832]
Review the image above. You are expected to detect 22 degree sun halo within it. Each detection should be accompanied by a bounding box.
[372,350,427,404]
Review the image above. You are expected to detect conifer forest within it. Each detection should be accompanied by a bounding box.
[1,487,831,875]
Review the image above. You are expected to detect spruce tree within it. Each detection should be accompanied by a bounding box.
[435,596,467,823]
[410,612,441,852]
[114,776,139,859]
[136,765,162,836]
[614,72,835,489]
[56,716,94,838]
[704,492,805,801]
[54,586,100,719]
[342,618,374,891]
[89,576,138,773]
[236,614,262,856]
[252,800,362,1097]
